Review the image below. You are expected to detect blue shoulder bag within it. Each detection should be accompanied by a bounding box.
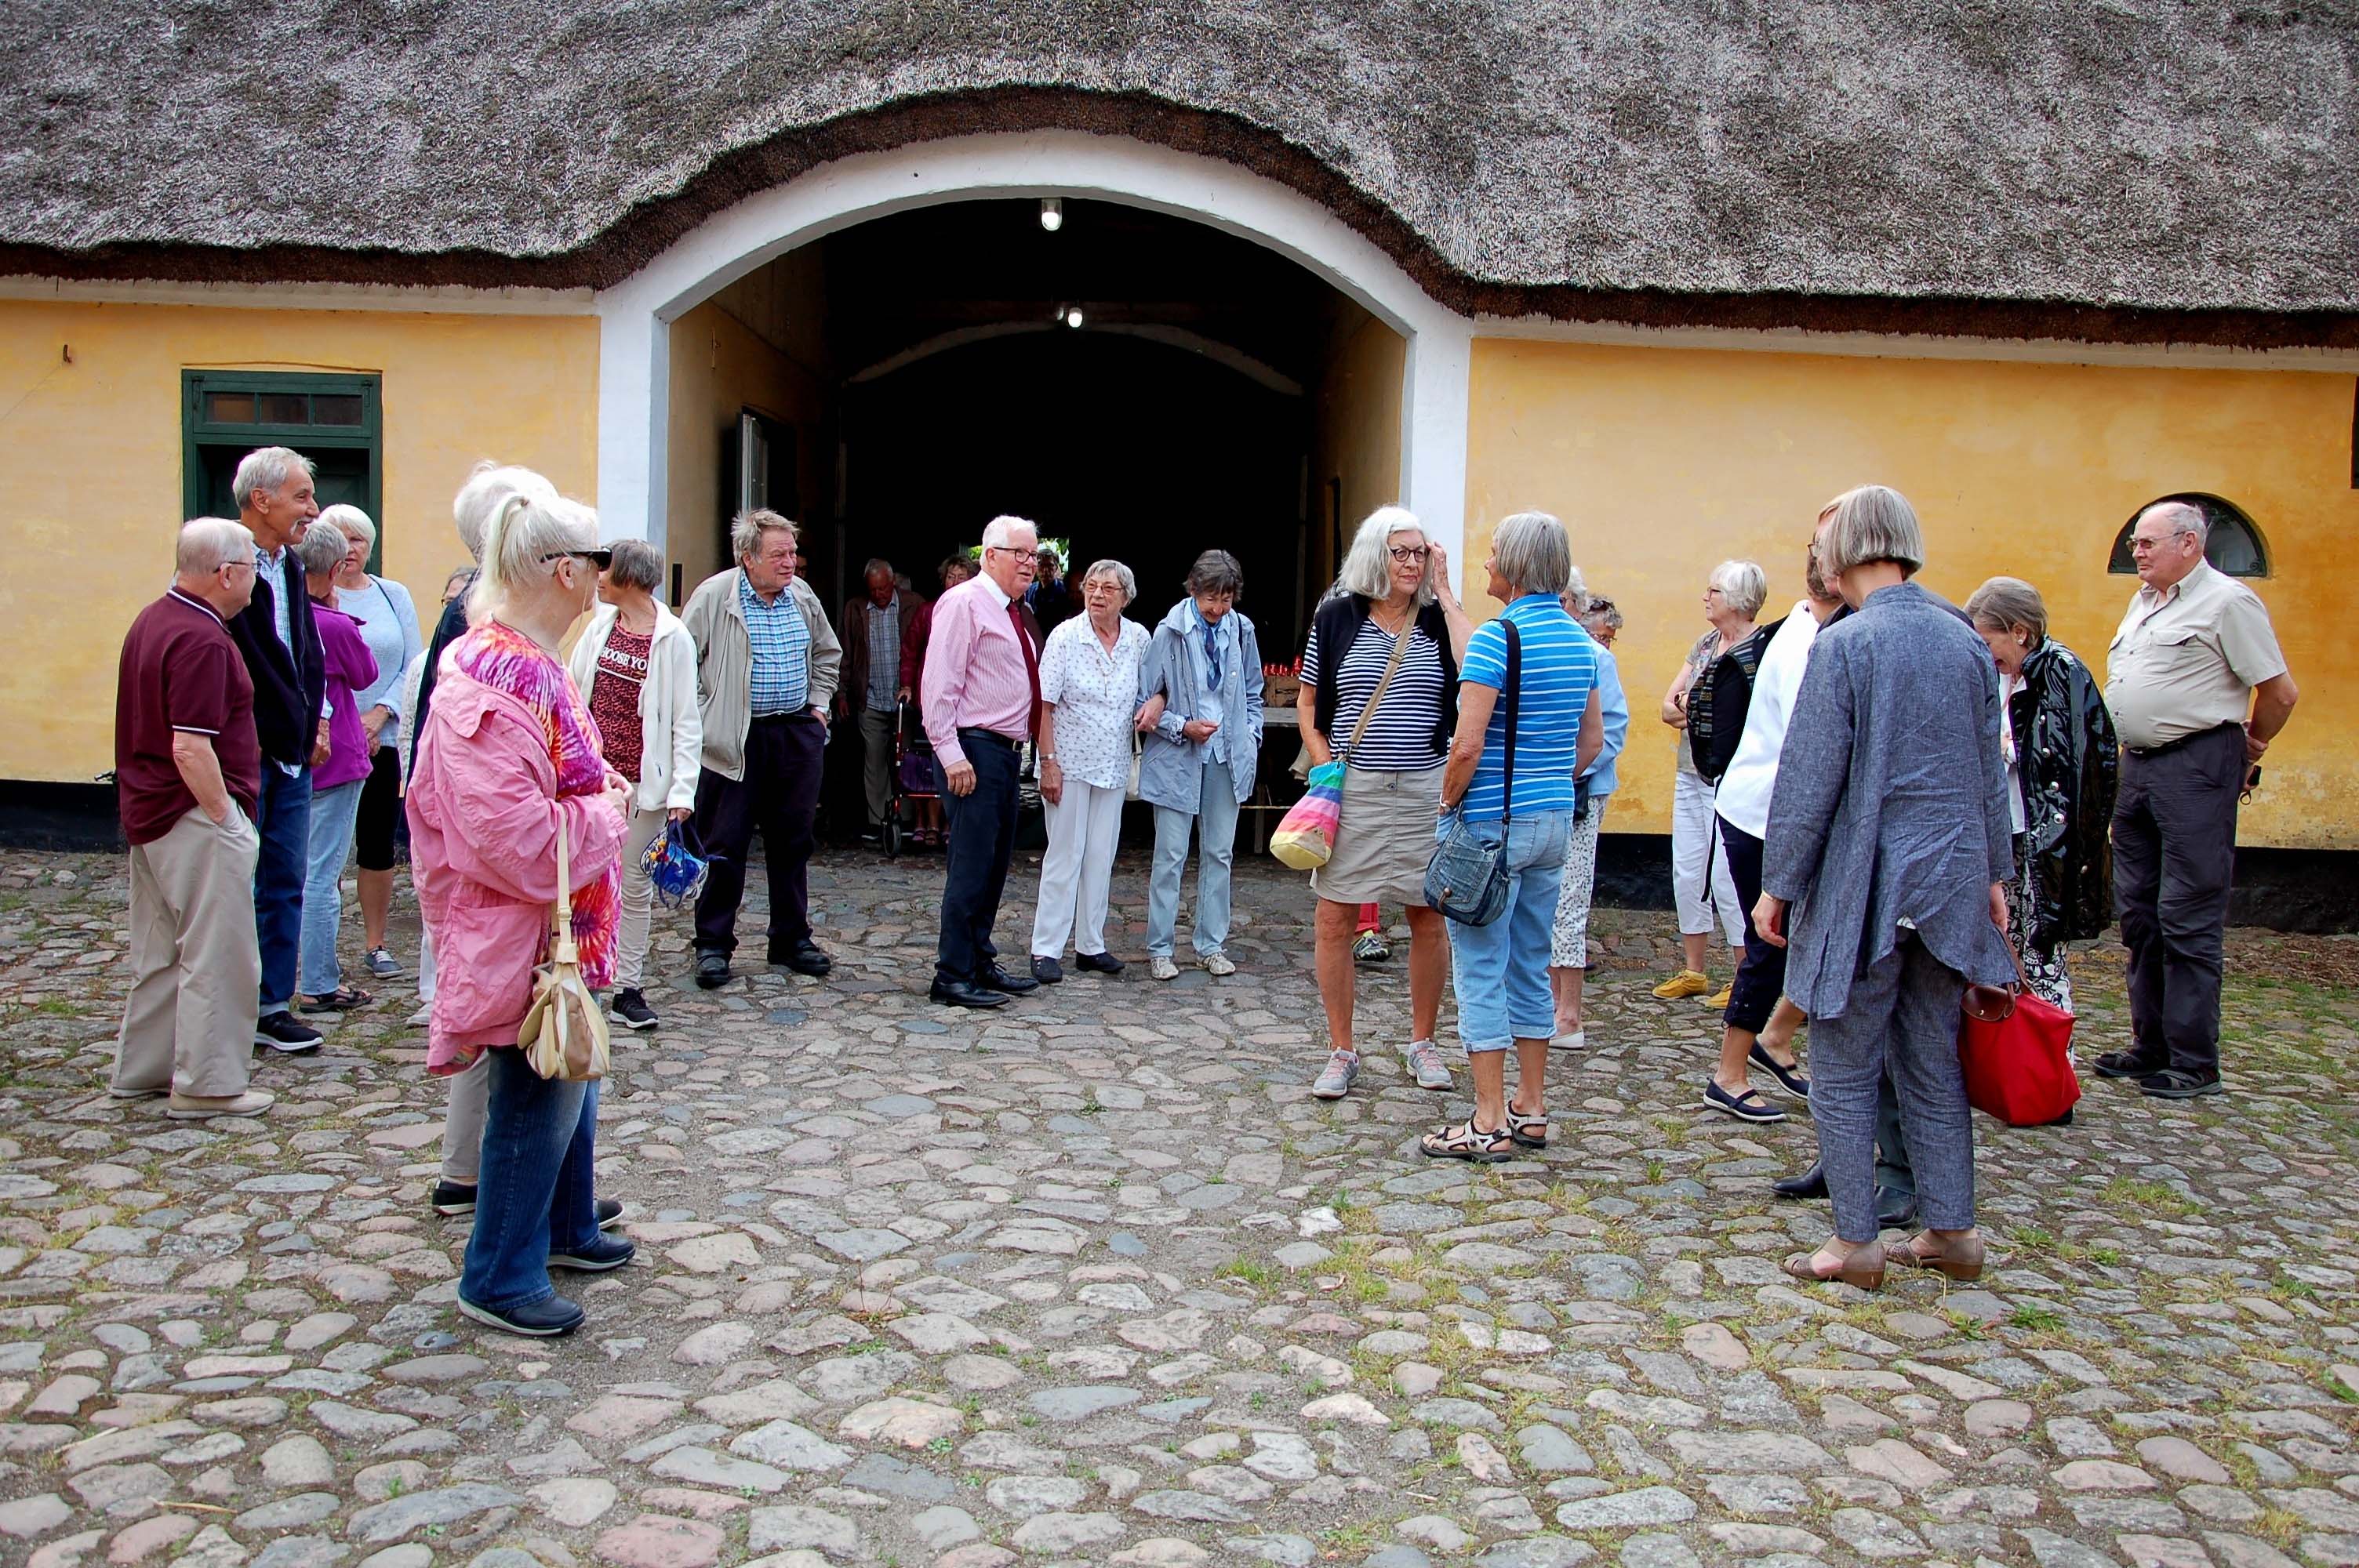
[1423,620,1518,925]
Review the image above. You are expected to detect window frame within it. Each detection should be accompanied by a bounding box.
[181,370,383,568]
[2106,492,2270,579]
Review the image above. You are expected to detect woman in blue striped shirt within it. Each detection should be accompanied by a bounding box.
[1423,511,1604,1162]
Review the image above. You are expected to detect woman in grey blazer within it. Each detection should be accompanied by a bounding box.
[1754,486,2015,1291]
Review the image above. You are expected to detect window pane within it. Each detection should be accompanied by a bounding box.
[312,394,364,426]
[205,392,255,423]
[258,393,310,424]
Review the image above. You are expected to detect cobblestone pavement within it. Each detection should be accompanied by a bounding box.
[1,842,2356,1568]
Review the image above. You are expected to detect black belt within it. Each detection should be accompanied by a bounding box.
[958,727,1020,750]
[2125,721,2239,760]
[751,710,812,724]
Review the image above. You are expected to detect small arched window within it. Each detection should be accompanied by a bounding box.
[2108,493,2270,577]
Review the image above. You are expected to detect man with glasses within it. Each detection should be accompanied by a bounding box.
[920,515,1047,1008]
[2100,500,2297,1098]
[682,508,843,990]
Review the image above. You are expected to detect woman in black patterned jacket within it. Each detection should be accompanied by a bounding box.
[1967,576,2120,1013]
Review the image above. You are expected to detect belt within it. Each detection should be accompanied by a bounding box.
[751,710,812,723]
[958,727,1020,750]
[2125,721,2239,760]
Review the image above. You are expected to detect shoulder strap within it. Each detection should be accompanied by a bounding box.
[550,812,576,958]
[1501,619,1521,826]
[1341,615,1415,757]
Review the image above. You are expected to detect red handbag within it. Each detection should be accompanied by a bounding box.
[1957,947,2081,1127]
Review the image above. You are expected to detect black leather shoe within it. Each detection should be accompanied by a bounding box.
[694,949,732,989]
[456,1293,584,1338]
[1771,1163,1827,1200]
[2093,1048,2161,1080]
[931,977,1011,1009]
[1876,1185,1921,1230]
[1030,956,1064,985]
[547,1232,637,1272]
[1074,951,1125,975]
[770,939,832,978]
[976,964,1040,994]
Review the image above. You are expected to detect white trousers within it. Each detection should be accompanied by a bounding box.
[614,806,668,989]
[1672,768,1744,948]
[1032,778,1125,958]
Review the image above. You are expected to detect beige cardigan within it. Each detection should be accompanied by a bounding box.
[680,568,841,782]
[565,601,703,813]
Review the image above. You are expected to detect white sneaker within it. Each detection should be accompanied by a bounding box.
[167,1089,276,1120]
[1550,1029,1586,1051]
[1150,956,1180,982]
[1204,952,1237,978]
[406,1003,432,1028]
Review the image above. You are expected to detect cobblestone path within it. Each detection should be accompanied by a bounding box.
[0,845,2355,1568]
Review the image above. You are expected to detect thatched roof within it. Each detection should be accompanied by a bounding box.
[4,2,2354,344]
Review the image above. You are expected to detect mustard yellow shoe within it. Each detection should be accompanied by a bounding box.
[1701,984,1733,1009]
[1651,969,1710,1000]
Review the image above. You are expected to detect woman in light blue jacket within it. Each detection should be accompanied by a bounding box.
[1135,550,1263,981]
[1549,586,1629,1047]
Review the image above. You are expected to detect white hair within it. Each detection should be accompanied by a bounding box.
[175,517,253,577]
[1710,558,1768,619]
[732,508,796,561]
[231,447,314,513]
[296,519,351,577]
[2140,499,2210,543]
[1561,564,1589,615]
[321,503,376,554]
[469,492,598,624]
[981,514,1038,550]
[1081,558,1137,604]
[453,462,558,564]
[1334,505,1433,605]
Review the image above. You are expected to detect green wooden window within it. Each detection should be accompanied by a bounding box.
[182,371,383,572]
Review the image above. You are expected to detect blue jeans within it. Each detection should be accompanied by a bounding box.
[300,779,364,996]
[253,766,312,1014]
[1443,808,1572,1053]
[460,1047,602,1312]
[1147,760,1238,958]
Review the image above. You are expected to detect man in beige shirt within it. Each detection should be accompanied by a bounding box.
[2100,500,2298,1098]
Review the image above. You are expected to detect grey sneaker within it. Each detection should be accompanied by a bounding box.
[1150,956,1180,982]
[1310,1050,1361,1099]
[1405,1040,1453,1091]
[1204,952,1237,978]
[365,946,403,978]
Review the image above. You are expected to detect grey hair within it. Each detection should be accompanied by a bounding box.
[605,537,666,593]
[470,492,598,623]
[981,514,1038,550]
[862,557,896,582]
[231,447,315,513]
[1583,596,1624,633]
[1185,549,1245,599]
[2139,499,2210,543]
[453,462,557,564]
[175,517,253,578]
[320,503,376,554]
[1335,505,1434,605]
[1492,510,1572,596]
[1561,563,1590,615]
[296,519,351,577]
[938,553,975,586]
[1080,558,1137,604]
[731,507,797,562]
[1710,558,1768,619]
[1819,485,1925,579]
[1965,575,2049,648]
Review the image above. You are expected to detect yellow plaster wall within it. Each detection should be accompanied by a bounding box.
[1310,307,1407,592]
[665,299,831,601]
[1464,339,2357,849]
[0,298,598,786]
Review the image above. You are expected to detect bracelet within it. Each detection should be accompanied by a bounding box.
[1041,753,1058,762]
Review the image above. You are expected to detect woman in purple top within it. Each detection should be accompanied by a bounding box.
[296,521,381,1011]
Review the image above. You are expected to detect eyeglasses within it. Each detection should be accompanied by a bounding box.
[1388,546,1430,563]
[989,546,1039,561]
[540,549,613,568]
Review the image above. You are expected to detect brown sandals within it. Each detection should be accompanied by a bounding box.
[1780,1242,1886,1291]
[1886,1232,1987,1282]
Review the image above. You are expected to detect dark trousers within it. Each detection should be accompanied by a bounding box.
[937,731,1020,985]
[2113,723,2244,1079]
[1717,816,1786,1036]
[692,713,826,956]
[252,764,312,1014]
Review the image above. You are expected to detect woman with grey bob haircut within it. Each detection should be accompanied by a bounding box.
[1490,508,1576,597]
[1030,560,1153,980]
[1754,482,2010,1290]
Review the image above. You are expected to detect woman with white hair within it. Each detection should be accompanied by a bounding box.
[407,484,635,1335]
[567,537,702,1030]
[1299,506,1470,1098]
[293,521,380,1012]
[1652,559,1763,1003]
[1029,560,1152,981]
[1421,512,1603,1161]
[1756,485,2011,1288]
[319,506,423,981]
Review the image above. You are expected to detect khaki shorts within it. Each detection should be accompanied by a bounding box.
[1310,763,1445,906]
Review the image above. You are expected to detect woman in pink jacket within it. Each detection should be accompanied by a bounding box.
[407,485,632,1338]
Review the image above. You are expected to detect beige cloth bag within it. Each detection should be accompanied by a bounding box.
[518,815,609,1082]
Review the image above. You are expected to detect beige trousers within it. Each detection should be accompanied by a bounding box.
[114,805,260,1098]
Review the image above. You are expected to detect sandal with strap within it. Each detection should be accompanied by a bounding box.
[1779,1241,1885,1291]
[1419,1120,1518,1163]
[1886,1231,1986,1282]
[299,986,373,1013]
[1506,1108,1549,1149]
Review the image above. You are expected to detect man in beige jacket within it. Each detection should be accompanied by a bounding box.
[682,509,842,990]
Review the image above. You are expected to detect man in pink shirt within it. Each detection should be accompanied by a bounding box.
[921,516,1046,1008]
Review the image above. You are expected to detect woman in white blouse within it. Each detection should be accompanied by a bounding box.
[1030,561,1152,982]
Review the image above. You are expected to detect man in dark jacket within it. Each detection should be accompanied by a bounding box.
[839,559,926,841]
[224,447,328,1054]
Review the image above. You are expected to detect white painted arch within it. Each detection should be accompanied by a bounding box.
[592,129,1473,560]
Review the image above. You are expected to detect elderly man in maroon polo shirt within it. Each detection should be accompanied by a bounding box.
[111,518,278,1120]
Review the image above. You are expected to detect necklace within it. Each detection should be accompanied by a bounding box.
[1371,600,1414,637]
